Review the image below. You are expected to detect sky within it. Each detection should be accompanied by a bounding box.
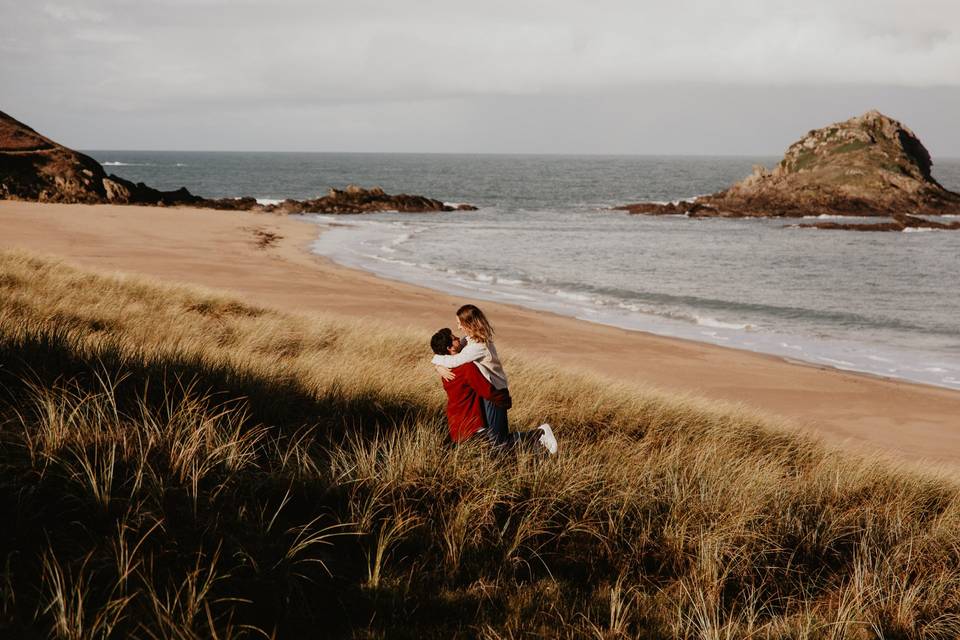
[2,0,959,156]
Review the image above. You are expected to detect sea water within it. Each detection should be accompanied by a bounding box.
[87,151,960,389]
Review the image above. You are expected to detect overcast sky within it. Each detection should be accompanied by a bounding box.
[2,0,959,156]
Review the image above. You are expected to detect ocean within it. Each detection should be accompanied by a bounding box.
[86,150,960,390]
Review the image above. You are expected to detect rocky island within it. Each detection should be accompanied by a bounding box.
[0,110,476,213]
[617,110,960,231]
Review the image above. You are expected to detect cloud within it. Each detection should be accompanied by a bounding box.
[2,0,959,153]
[5,0,960,108]
[41,3,106,23]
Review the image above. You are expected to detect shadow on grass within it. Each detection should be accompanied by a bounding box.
[0,326,436,444]
[0,330,505,638]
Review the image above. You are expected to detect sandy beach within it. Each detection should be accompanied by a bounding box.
[2,199,959,465]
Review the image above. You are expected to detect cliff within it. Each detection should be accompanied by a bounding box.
[0,110,475,213]
[0,110,207,206]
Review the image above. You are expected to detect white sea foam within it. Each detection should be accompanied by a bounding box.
[255,198,284,206]
[365,254,417,268]
[378,232,412,254]
[817,356,857,368]
[102,161,155,167]
[649,194,707,206]
[554,289,594,303]
[695,316,750,330]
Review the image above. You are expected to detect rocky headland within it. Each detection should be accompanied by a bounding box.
[0,110,476,214]
[617,110,960,231]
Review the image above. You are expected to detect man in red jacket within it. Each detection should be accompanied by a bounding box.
[430,328,512,443]
[430,328,557,455]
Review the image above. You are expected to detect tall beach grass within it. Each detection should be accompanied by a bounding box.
[1,250,959,638]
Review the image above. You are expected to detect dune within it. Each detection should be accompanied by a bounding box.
[2,199,960,467]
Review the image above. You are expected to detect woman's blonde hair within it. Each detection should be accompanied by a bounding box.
[456,304,495,343]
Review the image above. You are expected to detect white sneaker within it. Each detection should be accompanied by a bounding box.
[537,423,558,455]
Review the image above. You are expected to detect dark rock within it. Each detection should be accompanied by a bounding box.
[0,110,206,206]
[0,110,478,215]
[259,185,471,214]
[795,213,960,232]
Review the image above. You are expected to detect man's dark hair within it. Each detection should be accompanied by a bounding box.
[430,328,454,355]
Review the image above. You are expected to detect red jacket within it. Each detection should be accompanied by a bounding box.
[441,362,512,442]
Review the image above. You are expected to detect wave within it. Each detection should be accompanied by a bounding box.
[612,300,750,331]
[816,356,857,368]
[647,194,709,206]
[694,316,751,330]
[543,280,952,335]
[102,161,186,167]
[321,216,960,340]
[363,254,418,268]
[554,289,595,303]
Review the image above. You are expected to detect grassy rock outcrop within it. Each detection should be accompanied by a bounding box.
[618,110,960,226]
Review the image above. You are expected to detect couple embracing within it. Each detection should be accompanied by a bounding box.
[430,304,557,455]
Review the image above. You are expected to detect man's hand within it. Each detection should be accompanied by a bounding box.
[490,388,512,410]
[436,365,455,381]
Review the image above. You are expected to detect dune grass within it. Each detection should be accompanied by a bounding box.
[2,249,960,638]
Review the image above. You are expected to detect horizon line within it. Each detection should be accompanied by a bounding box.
[79,148,960,162]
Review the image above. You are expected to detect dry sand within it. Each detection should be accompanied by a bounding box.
[2,200,959,465]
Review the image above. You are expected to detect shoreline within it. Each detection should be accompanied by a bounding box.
[3,200,960,465]
[306,213,960,392]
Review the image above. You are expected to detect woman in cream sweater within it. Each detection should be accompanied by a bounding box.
[432,304,556,453]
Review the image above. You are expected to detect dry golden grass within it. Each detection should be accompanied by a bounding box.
[2,249,960,638]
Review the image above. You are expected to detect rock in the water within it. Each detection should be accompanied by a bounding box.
[0,110,478,214]
[795,213,960,232]
[616,110,960,228]
[259,185,477,214]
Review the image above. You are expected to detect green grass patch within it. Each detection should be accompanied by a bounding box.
[833,140,871,154]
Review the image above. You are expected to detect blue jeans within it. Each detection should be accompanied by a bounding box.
[480,397,546,453]
[481,397,512,447]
